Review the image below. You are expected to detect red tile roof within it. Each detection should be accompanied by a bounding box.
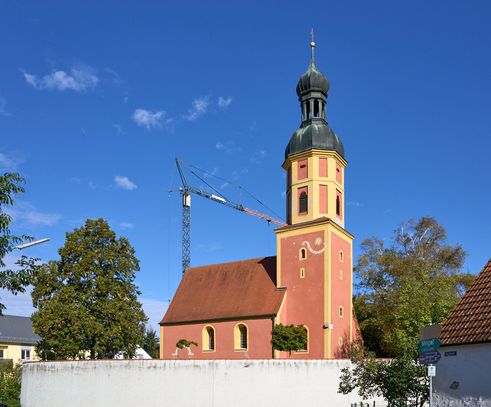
[440,259,491,346]
[160,257,285,325]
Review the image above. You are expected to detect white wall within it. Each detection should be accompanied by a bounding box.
[434,343,491,406]
[21,359,384,407]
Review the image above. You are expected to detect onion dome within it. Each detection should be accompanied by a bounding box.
[286,123,344,158]
[296,60,329,97]
[285,37,345,160]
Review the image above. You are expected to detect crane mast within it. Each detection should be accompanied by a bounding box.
[174,158,286,275]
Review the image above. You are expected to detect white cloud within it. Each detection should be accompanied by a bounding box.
[140,298,168,333]
[215,140,242,154]
[346,201,364,207]
[196,242,223,253]
[0,288,35,317]
[184,96,210,121]
[114,175,137,191]
[0,152,20,170]
[0,96,11,117]
[119,222,134,230]
[217,96,233,108]
[6,201,61,226]
[132,108,167,130]
[112,124,124,136]
[22,66,99,92]
[250,149,267,164]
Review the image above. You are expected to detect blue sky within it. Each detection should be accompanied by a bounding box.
[1,1,491,331]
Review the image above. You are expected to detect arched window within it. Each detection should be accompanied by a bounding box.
[202,325,215,351]
[234,323,248,351]
[299,248,307,260]
[314,100,320,118]
[299,268,305,278]
[336,195,341,216]
[339,250,344,262]
[299,191,308,214]
[339,306,344,318]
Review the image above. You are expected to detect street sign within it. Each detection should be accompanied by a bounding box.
[428,365,436,376]
[419,338,441,353]
[419,350,442,365]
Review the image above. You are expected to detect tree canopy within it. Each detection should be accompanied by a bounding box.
[354,216,474,358]
[338,346,428,407]
[271,324,308,354]
[0,172,33,313]
[31,218,147,360]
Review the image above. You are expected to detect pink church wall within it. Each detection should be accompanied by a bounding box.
[336,163,342,183]
[330,232,352,357]
[319,158,327,177]
[319,185,327,214]
[161,318,273,360]
[297,159,308,180]
[279,230,325,359]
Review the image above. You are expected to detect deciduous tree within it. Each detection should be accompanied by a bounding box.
[354,217,473,358]
[271,324,307,355]
[0,172,32,313]
[31,218,147,360]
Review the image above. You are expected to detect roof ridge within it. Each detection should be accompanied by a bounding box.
[186,256,276,271]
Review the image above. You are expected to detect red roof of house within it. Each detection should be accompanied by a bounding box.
[440,259,491,346]
[160,257,285,325]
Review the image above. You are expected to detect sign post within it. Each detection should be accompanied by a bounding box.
[419,335,440,407]
[428,365,436,407]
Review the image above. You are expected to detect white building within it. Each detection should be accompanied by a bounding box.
[435,259,491,406]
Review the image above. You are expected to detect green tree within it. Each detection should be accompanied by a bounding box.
[31,218,147,360]
[0,361,21,407]
[354,217,473,357]
[338,346,428,407]
[271,324,307,355]
[0,172,33,313]
[143,328,160,358]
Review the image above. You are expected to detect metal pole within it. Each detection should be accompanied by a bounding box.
[429,364,433,407]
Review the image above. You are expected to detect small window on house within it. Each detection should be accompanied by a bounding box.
[235,323,248,350]
[339,269,343,280]
[299,191,308,214]
[300,268,305,278]
[202,325,216,351]
[21,349,31,360]
[338,337,344,347]
[0,349,4,359]
[339,306,344,318]
[299,248,307,260]
[339,251,344,262]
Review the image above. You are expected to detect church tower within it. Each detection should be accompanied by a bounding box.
[275,39,355,359]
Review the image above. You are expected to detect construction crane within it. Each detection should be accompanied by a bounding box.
[174,158,286,275]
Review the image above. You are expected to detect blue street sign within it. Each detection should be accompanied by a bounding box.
[419,338,441,353]
[419,350,441,365]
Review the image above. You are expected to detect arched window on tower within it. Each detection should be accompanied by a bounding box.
[299,191,308,214]
[306,101,311,119]
[314,100,320,118]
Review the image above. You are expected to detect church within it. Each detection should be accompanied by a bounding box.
[160,40,358,359]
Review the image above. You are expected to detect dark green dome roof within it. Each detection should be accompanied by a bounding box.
[285,122,344,159]
[296,62,330,97]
